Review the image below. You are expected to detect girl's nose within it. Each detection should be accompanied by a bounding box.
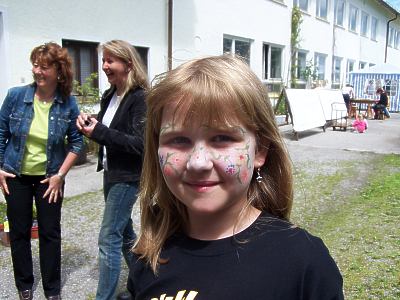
[186,145,213,171]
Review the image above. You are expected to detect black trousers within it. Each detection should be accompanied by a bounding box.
[5,175,63,297]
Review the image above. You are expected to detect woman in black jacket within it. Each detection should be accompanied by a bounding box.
[76,40,148,300]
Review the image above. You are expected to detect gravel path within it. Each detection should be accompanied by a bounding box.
[1,114,399,299]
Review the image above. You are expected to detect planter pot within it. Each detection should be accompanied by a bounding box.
[31,225,39,239]
[0,223,10,246]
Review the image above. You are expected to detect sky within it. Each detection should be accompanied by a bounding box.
[385,0,400,11]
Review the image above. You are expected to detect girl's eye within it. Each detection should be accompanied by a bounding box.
[170,136,191,145]
[212,135,235,143]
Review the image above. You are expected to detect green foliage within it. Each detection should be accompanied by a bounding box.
[301,59,318,81]
[0,202,6,221]
[292,154,400,299]
[275,93,287,115]
[73,73,101,114]
[290,7,303,88]
[73,73,101,152]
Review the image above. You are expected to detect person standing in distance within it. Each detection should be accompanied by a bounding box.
[76,40,148,300]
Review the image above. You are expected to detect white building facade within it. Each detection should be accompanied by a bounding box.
[0,0,399,103]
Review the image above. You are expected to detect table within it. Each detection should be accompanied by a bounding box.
[350,99,377,119]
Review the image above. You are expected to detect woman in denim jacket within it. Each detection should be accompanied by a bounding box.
[76,40,148,300]
[0,42,83,300]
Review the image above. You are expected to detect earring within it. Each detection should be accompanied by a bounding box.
[256,167,263,182]
[57,75,61,81]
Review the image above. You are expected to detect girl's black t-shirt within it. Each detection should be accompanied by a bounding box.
[128,212,344,300]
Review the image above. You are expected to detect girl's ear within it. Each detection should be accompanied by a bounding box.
[254,143,269,168]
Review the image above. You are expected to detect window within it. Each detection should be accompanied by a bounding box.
[293,0,308,12]
[62,40,99,86]
[371,17,378,40]
[349,5,358,32]
[360,12,369,37]
[316,0,328,19]
[346,59,355,82]
[395,31,400,49]
[134,46,149,72]
[383,79,398,97]
[314,53,326,80]
[364,79,377,95]
[365,79,398,97]
[223,36,251,64]
[332,56,342,88]
[388,27,395,47]
[359,61,367,70]
[296,51,307,80]
[334,0,345,26]
[263,44,283,79]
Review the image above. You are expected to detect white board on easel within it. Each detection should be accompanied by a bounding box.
[284,88,326,134]
[315,88,347,120]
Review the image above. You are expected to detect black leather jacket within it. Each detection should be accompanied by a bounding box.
[91,86,146,183]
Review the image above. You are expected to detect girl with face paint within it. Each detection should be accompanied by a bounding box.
[127,55,344,300]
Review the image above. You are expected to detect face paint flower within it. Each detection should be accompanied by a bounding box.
[225,164,236,175]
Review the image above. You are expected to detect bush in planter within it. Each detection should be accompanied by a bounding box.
[73,73,102,165]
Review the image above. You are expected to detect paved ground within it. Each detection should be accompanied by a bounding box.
[0,113,398,299]
[281,112,400,155]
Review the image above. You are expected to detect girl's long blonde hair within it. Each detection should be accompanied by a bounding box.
[135,55,293,273]
[101,40,149,97]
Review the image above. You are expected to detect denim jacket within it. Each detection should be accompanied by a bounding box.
[0,84,83,177]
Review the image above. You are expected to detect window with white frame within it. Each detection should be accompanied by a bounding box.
[395,30,400,49]
[366,78,398,97]
[316,0,328,19]
[314,53,326,80]
[369,63,375,67]
[365,79,377,95]
[223,35,251,64]
[388,27,395,47]
[360,12,369,37]
[359,61,367,69]
[371,17,378,40]
[346,59,355,82]
[332,56,342,88]
[293,0,308,12]
[383,79,398,97]
[334,0,345,26]
[296,51,307,80]
[349,5,358,32]
[263,44,283,79]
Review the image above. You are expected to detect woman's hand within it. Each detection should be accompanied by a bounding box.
[76,113,97,138]
[41,175,64,203]
[0,169,16,195]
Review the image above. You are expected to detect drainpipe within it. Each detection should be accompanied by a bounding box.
[385,13,398,63]
[167,0,173,71]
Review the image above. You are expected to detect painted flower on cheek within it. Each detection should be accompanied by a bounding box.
[225,164,236,175]
[159,152,178,177]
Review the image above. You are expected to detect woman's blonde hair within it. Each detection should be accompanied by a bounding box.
[30,42,73,98]
[135,55,293,273]
[101,40,149,97]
